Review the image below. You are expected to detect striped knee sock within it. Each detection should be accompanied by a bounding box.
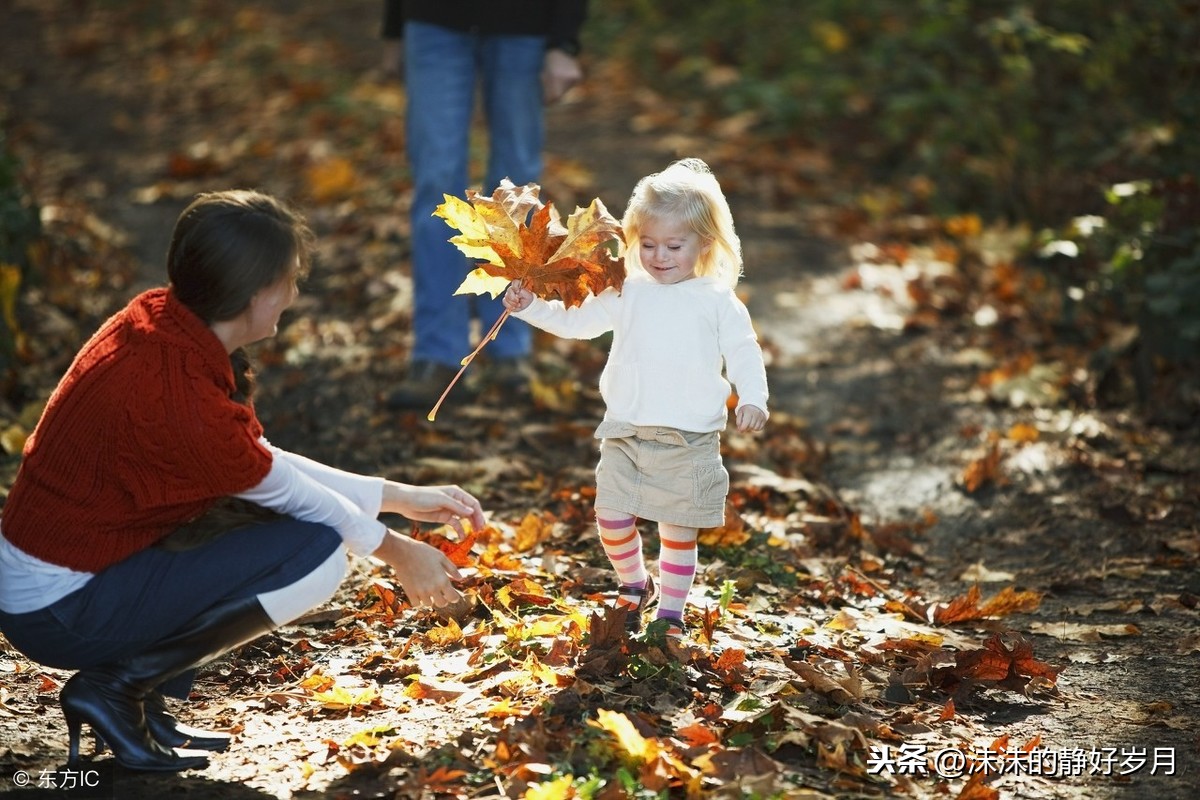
[596,513,647,607]
[655,523,698,626]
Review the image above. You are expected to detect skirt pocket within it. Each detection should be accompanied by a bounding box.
[691,457,729,513]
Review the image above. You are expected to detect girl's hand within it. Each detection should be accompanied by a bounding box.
[381,482,486,538]
[735,405,768,433]
[372,530,463,608]
[503,280,534,313]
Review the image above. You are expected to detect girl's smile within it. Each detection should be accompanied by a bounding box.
[638,217,711,285]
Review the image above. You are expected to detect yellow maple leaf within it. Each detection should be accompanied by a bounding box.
[310,683,378,712]
[425,180,624,420]
[513,512,554,552]
[425,617,463,647]
[485,698,525,719]
[523,775,575,800]
[591,709,658,764]
[523,651,566,687]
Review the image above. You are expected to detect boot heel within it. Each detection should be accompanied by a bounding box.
[63,708,84,766]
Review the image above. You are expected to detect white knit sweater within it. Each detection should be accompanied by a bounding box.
[514,274,768,432]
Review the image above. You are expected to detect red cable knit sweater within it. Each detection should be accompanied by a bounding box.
[2,288,273,572]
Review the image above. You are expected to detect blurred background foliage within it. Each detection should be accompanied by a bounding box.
[590,0,1199,368]
[0,132,40,389]
[1,1,1195,399]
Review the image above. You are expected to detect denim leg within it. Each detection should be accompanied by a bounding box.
[405,21,479,367]
[0,520,343,686]
[478,34,546,359]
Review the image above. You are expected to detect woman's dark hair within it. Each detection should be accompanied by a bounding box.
[167,190,314,403]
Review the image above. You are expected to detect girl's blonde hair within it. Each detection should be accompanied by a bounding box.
[621,158,742,288]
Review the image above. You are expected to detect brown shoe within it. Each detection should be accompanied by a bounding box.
[615,575,658,634]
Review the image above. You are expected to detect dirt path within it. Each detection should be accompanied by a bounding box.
[1,2,1198,799]
[532,35,1200,800]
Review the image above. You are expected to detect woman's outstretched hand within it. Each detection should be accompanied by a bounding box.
[372,531,464,609]
[381,482,486,538]
[374,482,486,608]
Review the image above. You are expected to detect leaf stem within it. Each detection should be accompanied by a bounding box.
[427,310,511,422]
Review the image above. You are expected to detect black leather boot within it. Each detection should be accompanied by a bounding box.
[61,596,274,772]
[92,690,232,754]
[144,691,231,752]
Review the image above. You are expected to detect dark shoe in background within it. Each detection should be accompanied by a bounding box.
[384,360,463,410]
[483,356,534,398]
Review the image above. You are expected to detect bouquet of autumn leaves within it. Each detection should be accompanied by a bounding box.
[426,180,626,420]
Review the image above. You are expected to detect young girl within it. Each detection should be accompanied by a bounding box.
[503,158,768,636]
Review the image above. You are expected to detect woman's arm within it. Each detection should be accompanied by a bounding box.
[262,439,485,537]
[237,457,482,608]
[235,458,386,556]
[263,440,385,517]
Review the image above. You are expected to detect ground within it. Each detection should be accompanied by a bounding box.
[0,2,1198,799]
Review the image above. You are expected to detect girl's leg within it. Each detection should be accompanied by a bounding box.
[655,522,699,632]
[594,506,648,608]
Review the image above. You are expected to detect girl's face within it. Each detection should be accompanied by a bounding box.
[637,217,710,285]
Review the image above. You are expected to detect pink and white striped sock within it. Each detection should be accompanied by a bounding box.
[596,511,647,607]
[655,523,698,628]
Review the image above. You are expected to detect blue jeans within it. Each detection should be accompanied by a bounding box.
[0,520,342,698]
[405,21,544,367]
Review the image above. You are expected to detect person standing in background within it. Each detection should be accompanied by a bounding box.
[380,0,587,410]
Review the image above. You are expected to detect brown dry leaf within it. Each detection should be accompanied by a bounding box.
[1026,621,1143,641]
[787,660,862,704]
[935,585,984,624]
[496,578,555,611]
[935,585,1041,623]
[961,442,1004,493]
[956,773,1001,799]
[306,157,359,203]
[951,633,1061,689]
[979,586,1043,617]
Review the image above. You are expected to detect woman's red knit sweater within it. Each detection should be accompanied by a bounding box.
[2,288,274,572]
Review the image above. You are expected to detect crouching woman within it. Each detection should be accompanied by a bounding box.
[0,190,483,772]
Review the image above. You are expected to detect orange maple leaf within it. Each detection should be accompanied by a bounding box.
[675,721,720,747]
[935,585,1042,624]
[952,633,1061,689]
[424,180,625,420]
